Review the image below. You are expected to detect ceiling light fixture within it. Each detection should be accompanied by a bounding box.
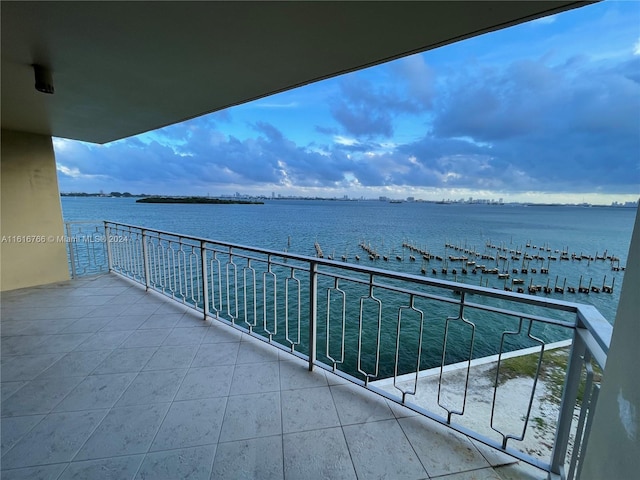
[33,64,54,94]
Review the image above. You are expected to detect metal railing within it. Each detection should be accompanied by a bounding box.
[63,221,109,278]
[99,220,610,480]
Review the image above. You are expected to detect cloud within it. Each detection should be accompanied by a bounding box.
[433,59,563,141]
[330,93,394,138]
[428,54,639,193]
[253,101,299,108]
[390,55,435,109]
[334,135,359,147]
[315,49,638,196]
[56,121,359,194]
[56,164,107,180]
[328,61,436,139]
[531,14,557,25]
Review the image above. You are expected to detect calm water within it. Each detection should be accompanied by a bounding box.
[61,197,636,376]
[62,197,636,325]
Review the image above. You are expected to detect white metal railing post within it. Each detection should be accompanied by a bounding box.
[141,229,151,291]
[104,222,113,272]
[550,327,587,476]
[201,240,209,320]
[65,222,77,279]
[308,261,318,371]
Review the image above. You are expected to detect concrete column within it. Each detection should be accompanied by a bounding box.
[1,129,70,290]
[581,206,639,478]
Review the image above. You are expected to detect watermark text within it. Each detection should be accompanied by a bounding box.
[1,235,129,244]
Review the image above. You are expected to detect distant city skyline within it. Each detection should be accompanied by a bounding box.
[54,1,640,205]
[60,190,639,208]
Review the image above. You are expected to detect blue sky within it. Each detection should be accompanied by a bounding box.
[54,1,640,203]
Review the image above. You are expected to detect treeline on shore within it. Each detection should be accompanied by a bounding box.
[136,196,263,205]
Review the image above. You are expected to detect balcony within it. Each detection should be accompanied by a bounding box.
[0,222,611,479]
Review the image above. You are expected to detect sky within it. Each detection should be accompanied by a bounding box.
[54,1,640,204]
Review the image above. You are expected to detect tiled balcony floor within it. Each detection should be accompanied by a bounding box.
[1,274,546,479]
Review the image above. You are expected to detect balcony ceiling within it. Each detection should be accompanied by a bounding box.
[1,1,590,144]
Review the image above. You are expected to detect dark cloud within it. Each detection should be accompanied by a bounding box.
[433,60,560,141]
[430,56,640,193]
[330,90,395,138]
[389,55,435,109]
[314,125,337,136]
[619,57,640,84]
[326,49,639,195]
[57,121,358,192]
[329,60,436,138]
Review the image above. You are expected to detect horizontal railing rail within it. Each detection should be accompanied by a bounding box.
[100,220,611,480]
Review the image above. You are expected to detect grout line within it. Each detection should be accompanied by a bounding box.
[396,414,432,478]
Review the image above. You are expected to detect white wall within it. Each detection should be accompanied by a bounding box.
[582,206,639,478]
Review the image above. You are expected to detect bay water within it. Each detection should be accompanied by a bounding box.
[61,197,636,376]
